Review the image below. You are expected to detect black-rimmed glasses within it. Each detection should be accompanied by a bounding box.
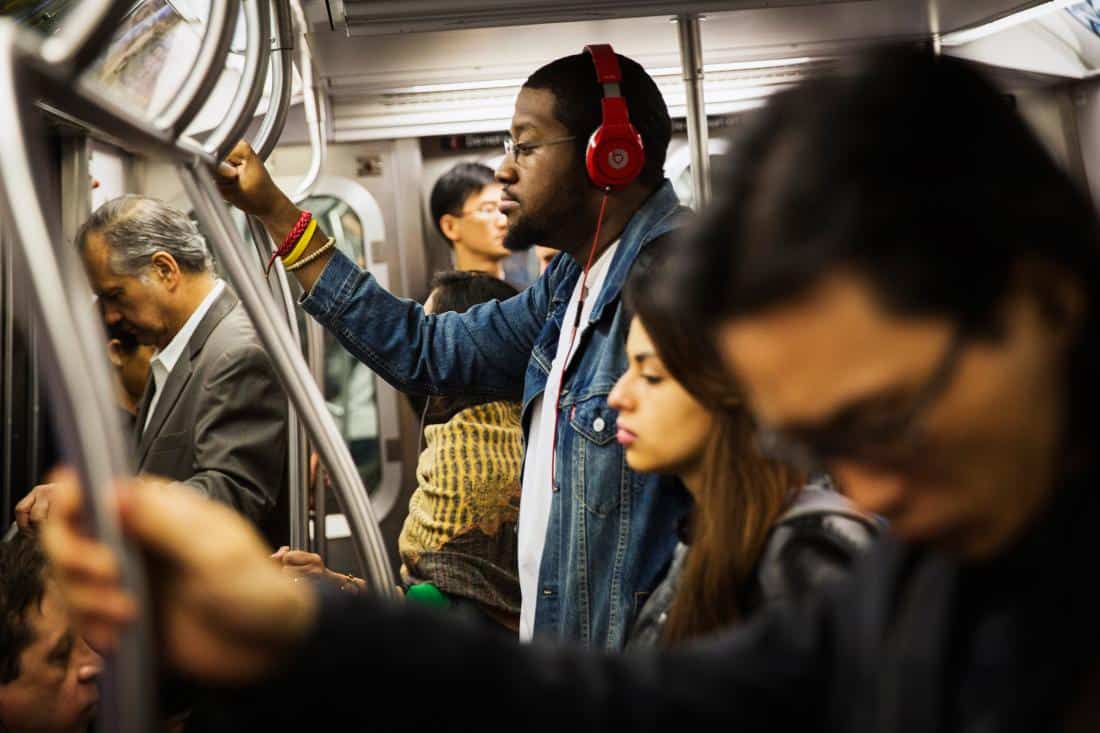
[502,136,576,163]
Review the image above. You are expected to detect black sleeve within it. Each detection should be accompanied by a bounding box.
[210,583,840,733]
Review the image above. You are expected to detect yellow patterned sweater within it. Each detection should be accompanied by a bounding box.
[398,400,524,614]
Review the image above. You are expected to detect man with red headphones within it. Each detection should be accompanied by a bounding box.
[218,45,691,649]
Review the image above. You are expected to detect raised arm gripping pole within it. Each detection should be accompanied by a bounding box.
[207,0,271,160]
[253,0,294,161]
[180,161,396,594]
[0,22,155,733]
[156,0,242,139]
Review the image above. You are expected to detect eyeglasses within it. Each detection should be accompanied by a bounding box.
[457,203,504,218]
[502,136,576,163]
[755,330,966,474]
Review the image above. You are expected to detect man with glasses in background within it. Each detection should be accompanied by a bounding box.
[429,162,511,279]
[218,48,690,648]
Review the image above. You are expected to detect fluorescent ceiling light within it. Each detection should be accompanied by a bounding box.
[942,0,1079,46]
[706,57,818,73]
[649,56,819,76]
[379,78,527,95]
[334,56,823,97]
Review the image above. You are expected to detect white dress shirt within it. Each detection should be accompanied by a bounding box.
[517,242,619,641]
[143,280,227,433]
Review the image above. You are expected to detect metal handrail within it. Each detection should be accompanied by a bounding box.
[156,0,242,138]
[290,0,325,201]
[304,317,326,559]
[677,14,710,209]
[242,0,307,549]
[254,0,294,160]
[246,215,310,550]
[39,0,131,75]
[272,260,310,552]
[207,0,272,160]
[0,21,155,733]
[181,161,395,592]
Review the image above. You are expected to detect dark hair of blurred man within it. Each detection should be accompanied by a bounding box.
[669,45,1100,729]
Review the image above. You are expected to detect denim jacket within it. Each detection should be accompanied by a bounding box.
[300,180,692,648]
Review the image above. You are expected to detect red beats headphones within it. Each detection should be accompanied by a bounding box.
[584,44,646,191]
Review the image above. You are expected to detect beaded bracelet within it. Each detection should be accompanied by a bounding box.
[284,237,336,272]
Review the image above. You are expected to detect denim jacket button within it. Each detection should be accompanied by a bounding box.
[593,417,606,432]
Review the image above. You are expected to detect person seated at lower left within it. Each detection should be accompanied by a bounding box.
[0,535,102,733]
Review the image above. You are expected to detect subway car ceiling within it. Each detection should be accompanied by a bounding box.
[25,0,1100,148]
[281,1,1100,143]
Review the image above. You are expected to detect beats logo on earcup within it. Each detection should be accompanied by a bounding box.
[609,149,628,170]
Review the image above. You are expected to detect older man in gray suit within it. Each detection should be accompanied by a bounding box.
[17,196,288,545]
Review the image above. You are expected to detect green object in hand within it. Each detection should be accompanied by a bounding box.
[406,583,451,609]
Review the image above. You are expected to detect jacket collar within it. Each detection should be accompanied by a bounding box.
[588,180,687,325]
[149,280,227,379]
[134,288,239,459]
[186,285,238,359]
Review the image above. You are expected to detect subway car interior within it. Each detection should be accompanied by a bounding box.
[1,0,1100,730]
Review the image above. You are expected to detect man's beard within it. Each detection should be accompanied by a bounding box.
[503,214,545,252]
[503,183,587,252]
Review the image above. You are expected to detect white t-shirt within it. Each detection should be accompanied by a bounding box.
[517,242,620,641]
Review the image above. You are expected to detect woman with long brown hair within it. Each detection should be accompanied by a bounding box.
[609,243,877,647]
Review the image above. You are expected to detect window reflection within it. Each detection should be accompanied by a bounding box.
[83,0,205,117]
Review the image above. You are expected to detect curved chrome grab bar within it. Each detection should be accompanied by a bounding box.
[207,0,272,160]
[254,0,294,161]
[290,0,325,201]
[181,162,396,594]
[157,0,242,139]
[242,0,306,550]
[0,22,155,733]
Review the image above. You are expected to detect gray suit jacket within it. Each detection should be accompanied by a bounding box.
[134,287,288,545]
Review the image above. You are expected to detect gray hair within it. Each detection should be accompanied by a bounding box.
[77,195,213,276]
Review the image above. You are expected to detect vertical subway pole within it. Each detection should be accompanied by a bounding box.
[677,13,710,210]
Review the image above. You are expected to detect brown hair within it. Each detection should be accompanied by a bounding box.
[625,242,802,646]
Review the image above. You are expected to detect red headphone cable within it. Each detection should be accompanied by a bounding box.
[549,192,610,491]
